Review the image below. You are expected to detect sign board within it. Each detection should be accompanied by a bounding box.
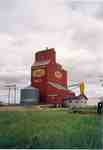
[32,69,45,78]
[55,71,63,79]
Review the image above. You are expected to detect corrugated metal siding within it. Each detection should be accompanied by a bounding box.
[20,86,39,104]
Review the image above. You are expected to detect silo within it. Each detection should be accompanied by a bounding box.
[20,86,39,105]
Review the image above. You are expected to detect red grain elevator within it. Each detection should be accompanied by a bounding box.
[31,48,75,104]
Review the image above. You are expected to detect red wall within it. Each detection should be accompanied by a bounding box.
[35,48,56,64]
[31,48,75,104]
[47,63,67,87]
[31,66,47,102]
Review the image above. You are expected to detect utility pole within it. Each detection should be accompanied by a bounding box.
[8,87,11,104]
[32,50,35,64]
[14,84,16,104]
[25,65,28,84]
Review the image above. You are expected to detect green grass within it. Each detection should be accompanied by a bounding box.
[0,109,102,148]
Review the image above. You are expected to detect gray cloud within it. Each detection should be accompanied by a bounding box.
[0,0,16,12]
[0,0,103,84]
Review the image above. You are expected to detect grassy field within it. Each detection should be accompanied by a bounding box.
[0,107,102,149]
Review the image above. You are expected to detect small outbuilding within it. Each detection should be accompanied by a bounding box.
[20,86,40,105]
[63,95,88,108]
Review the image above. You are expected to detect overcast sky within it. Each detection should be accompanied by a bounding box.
[0,0,103,84]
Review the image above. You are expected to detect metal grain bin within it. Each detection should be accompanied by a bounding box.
[20,86,40,105]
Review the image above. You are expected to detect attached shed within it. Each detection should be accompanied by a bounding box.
[20,86,40,105]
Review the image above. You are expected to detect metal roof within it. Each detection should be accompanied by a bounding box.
[48,81,67,90]
[22,86,39,90]
[32,60,49,67]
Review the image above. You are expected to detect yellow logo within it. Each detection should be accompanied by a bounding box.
[55,71,62,79]
[32,69,45,77]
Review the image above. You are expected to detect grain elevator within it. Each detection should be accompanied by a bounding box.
[31,48,75,104]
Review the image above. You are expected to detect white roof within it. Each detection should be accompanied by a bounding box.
[22,86,39,90]
[33,60,49,67]
[48,81,67,90]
